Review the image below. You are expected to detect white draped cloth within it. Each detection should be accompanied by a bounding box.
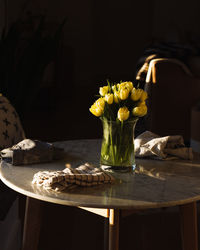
[135,131,193,160]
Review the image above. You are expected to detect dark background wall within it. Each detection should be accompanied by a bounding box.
[1,2,200,250]
[1,0,200,141]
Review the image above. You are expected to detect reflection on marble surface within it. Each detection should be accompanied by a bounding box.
[1,139,200,209]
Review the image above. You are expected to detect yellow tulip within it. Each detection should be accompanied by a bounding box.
[89,104,103,117]
[140,91,148,101]
[119,88,129,100]
[96,97,105,109]
[132,105,147,117]
[105,93,113,104]
[112,85,117,92]
[117,83,121,90]
[131,88,143,101]
[125,81,133,91]
[113,91,119,103]
[89,97,105,117]
[137,101,146,106]
[118,81,133,91]
[99,86,109,96]
[117,106,130,121]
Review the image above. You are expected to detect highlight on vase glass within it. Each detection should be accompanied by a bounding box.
[89,81,148,171]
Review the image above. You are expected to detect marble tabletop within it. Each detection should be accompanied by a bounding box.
[1,139,200,209]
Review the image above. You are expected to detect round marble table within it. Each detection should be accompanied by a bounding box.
[0,139,200,250]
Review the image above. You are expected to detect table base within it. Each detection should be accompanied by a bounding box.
[21,197,198,250]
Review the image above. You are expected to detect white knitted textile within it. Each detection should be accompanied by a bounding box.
[32,162,115,191]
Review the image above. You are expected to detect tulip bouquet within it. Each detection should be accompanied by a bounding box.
[89,81,148,170]
[90,81,147,120]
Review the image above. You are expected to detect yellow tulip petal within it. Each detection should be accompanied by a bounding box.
[131,88,143,101]
[118,107,130,121]
[105,93,113,104]
[99,86,109,96]
[89,104,103,117]
[95,97,105,109]
[132,105,147,117]
[119,88,129,100]
[140,91,148,101]
[113,91,119,103]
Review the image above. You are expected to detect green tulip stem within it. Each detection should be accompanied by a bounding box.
[100,119,138,168]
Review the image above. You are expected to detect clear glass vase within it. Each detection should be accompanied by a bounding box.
[100,118,138,172]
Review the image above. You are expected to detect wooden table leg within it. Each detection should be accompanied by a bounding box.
[103,209,109,250]
[108,209,120,250]
[179,202,198,250]
[21,197,43,250]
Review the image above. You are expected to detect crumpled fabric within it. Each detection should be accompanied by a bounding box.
[0,139,64,165]
[135,131,193,160]
[32,162,115,192]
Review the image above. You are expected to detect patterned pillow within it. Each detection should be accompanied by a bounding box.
[0,94,25,150]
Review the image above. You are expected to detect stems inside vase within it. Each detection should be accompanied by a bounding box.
[100,118,138,169]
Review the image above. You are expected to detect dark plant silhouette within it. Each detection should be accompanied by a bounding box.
[0,12,66,116]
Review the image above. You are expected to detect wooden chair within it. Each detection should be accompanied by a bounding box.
[144,58,200,145]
